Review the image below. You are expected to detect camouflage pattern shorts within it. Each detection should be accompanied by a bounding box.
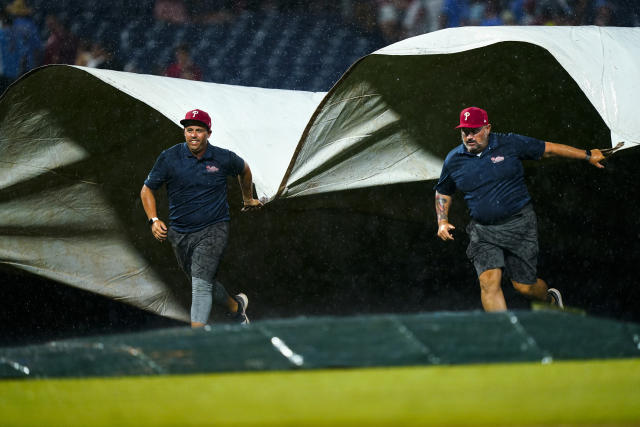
[465,204,538,284]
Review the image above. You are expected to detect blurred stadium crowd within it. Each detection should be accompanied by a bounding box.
[0,0,637,94]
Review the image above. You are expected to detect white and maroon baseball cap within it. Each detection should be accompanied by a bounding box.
[455,107,489,128]
[180,109,212,130]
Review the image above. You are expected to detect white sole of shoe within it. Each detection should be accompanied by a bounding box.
[548,288,564,309]
[236,293,249,324]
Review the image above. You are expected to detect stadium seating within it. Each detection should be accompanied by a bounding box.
[28,1,383,92]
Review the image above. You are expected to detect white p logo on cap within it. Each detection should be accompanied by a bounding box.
[192,110,199,117]
[464,112,470,121]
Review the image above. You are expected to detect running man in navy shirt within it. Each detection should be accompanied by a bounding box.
[140,109,262,327]
[434,107,605,311]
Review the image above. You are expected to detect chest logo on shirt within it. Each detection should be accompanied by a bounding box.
[491,156,505,164]
[205,165,219,173]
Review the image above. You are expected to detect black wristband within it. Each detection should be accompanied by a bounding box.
[585,149,592,161]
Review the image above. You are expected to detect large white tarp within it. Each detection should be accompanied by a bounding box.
[278,26,640,198]
[77,67,327,202]
[1,26,639,321]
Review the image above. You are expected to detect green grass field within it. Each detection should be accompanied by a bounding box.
[2,358,639,426]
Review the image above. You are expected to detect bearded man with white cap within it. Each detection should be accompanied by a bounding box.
[434,106,606,311]
[141,109,262,326]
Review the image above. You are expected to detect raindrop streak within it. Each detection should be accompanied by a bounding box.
[0,358,30,375]
[271,336,304,366]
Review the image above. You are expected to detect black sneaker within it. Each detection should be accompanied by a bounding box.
[232,293,249,324]
[547,288,564,309]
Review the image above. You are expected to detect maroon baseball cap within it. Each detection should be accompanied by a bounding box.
[180,109,212,130]
[455,107,489,128]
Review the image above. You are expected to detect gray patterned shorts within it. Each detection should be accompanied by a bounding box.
[465,204,538,284]
[167,221,230,282]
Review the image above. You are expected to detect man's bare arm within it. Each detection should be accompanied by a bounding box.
[238,162,263,211]
[140,185,168,241]
[543,142,605,168]
[436,191,452,224]
[435,191,455,241]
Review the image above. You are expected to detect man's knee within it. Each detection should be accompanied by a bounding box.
[478,268,502,293]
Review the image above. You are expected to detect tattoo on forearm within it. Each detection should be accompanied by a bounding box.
[435,194,450,223]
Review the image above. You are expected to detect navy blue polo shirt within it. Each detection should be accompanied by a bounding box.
[434,132,545,224]
[144,142,245,233]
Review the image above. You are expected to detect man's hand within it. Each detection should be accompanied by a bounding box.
[151,220,168,241]
[437,221,456,241]
[587,148,605,169]
[241,198,263,212]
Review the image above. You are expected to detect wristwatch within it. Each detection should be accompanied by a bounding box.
[148,217,159,226]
